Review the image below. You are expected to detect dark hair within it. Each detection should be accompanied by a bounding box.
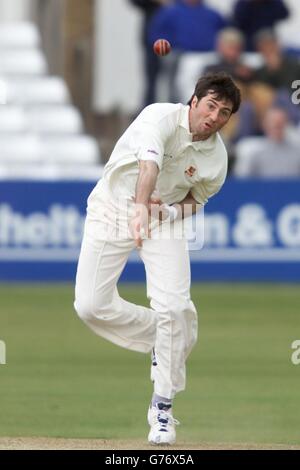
[187,72,241,114]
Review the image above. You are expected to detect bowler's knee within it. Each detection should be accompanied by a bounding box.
[74,299,90,322]
[74,296,94,323]
[74,295,119,326]
[186,301,198,352]
[169,297,195,321]
[168,297,198,346]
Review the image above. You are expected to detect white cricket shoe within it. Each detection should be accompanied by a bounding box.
[147,403,179,445]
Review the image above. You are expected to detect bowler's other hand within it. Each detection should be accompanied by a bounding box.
[149,199,171,222]
[132,196,168,222]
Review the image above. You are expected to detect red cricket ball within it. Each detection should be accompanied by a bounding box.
[153,39,171,56]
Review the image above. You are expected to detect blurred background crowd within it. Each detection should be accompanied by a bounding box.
[0,0,299,179]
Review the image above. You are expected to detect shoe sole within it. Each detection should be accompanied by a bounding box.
[148,433,176,446]
[148,440,175,446]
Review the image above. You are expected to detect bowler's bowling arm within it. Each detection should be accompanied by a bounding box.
[135,160,159,208]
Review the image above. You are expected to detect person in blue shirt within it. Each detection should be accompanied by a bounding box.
[148,0,227,52]
[129,0,172,107]
[232,0,289,51]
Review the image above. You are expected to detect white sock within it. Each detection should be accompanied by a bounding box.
[151,393,172,409]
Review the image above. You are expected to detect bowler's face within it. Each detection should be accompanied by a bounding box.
[189,92,233,141]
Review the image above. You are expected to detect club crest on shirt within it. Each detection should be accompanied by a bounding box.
[184,166,196,177]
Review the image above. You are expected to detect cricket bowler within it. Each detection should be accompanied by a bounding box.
[74,72,241,445]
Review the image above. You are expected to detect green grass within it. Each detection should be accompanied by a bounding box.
[0,283,299,445]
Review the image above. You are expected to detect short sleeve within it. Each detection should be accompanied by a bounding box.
[135,109,177,170]
[136,123,165,170]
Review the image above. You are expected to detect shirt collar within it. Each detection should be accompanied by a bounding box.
[179,105,191,134]
[179,105,217,152]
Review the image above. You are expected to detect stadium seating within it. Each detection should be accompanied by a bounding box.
[0,134,42,164]
[2,76,70,105]
[27,106,83,134]
[0,162,104,180]
[0,104,83,134]
[0,21,102,176]
[0,134,99,165]
[0,21,40,48]
[0,49,47,76]
[41,136,100,165]
[0,106,28,132]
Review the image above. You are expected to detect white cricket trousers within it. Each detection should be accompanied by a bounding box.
[74,218,198,399]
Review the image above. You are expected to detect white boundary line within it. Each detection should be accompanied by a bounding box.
[0,247,300,262]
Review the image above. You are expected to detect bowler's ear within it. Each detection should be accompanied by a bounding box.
[191,96,198,108]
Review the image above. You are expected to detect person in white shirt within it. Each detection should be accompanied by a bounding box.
[234,107,300,178]
[74,72,241,445]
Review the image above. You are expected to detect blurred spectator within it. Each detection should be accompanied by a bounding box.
[204,28,257,154]
[204,27,254,84]
[231,0,289,51]
[233,107,300,178]
[253,29,300,91]
[148,0,227,52]
[129,0,172,106]
[249,29,300,125]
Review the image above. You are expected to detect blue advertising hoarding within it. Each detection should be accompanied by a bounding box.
[0,179,299,282]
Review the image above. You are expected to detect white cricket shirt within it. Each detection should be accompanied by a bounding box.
[87,103,228,223]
